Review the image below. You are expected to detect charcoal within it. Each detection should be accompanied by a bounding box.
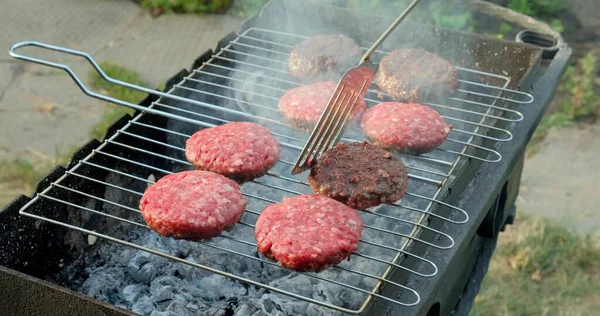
[79,268,123,302]
[151,286,174,303]
[262,293,311,315]
[150,311,178,316]
[234,303,254,316]
[166,295,192,315]
[190,274,247,300]
[132,295,155,316]
[122,284,147,303]
[269,273,313,297]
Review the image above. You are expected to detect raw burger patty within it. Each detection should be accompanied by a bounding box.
[278,81,367,130]
[255,195,363,272]
[185,122,280,183]
[375,48,458,102]
[288,34,361,78]
[309,142,408,210]
[361,102,453,154]
[140,170,247,240]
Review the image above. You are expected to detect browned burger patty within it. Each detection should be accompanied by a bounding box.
[288,34,361,79]
[308,142,409,210]
[375,48,458,102]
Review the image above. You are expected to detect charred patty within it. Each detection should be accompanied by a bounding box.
[288,34,361,79]
[375,48,458,102]
[309,142,409,210]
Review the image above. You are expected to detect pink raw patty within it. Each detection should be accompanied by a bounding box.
[140,170,247,240]
[361,102,452,154]
[185,122,280,183]
[278,81,367,129]
[255,194,363,272]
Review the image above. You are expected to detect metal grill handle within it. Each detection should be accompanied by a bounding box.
[8,41,286,130]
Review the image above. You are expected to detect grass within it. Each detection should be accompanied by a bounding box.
[471,214,600,315]
[528,51,599,155]
[89,62,150,140]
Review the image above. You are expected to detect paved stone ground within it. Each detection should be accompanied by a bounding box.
[0,0,241,160]
[517,124,600,236]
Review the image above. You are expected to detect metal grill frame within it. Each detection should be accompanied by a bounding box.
[9,27,538,315]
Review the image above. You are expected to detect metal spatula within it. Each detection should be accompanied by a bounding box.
[291,0,423,175]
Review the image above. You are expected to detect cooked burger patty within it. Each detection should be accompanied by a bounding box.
[288,34,361,78]
[361,102,453,154]
[140,170,247,240]
[309,142,408,210]
[278,81,367,130]
[255,195,363,272]
[375,48,458,102]
[185,122,280,183]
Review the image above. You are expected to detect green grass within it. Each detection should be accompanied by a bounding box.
[528,51,599,154]
[89,62,150,140]
[471,215,600,315]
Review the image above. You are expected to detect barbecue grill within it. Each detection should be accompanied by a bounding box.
[1,1,571,315]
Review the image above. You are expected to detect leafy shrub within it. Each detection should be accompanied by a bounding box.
[139,0,233,14]
[507,0,563,18]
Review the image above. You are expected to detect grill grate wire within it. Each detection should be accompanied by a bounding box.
[9,27,534,313]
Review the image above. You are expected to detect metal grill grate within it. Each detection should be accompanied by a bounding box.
[10,27,533,314]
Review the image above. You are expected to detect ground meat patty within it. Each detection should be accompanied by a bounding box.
[255,195,363,272]
[361,102,453,154]
[288,34,361,78]
[278,81,367,130]
[309,142,408,210]
[140,170,247,240]
[185,122,280,183]
[375,48,458,102]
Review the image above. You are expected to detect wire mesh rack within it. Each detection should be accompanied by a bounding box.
[10,27,533,314]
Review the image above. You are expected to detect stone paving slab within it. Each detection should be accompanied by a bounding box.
[517,124,600,236]
[0,0,241,160]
